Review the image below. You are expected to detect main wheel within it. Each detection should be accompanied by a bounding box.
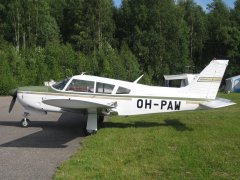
[97,115,104,124]
[83,128,97,136]
[20,118,30,128]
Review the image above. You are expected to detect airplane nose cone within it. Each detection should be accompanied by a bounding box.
[9,88,18,97]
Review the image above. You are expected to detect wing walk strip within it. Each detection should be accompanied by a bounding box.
[18,91,210,102]
[197,77,222,82]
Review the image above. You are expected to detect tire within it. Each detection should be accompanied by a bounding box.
[20,118,30,128]
[97,115,104,124]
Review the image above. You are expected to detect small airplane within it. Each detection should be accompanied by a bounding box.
[9,59,235,134]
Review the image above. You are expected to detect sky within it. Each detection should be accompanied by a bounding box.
[113,0,235,10]
[195,0,235,10]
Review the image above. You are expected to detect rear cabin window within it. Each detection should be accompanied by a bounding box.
[96,82,114,94]
[116,86,131,94]
[66,79,94,93]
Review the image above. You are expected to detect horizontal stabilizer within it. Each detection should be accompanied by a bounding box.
[200,98,235,109]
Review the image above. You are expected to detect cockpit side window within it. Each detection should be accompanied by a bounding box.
[96,82,114,94]
[116,86,131,94]
[52,78,70,90]
[66,79,94,93]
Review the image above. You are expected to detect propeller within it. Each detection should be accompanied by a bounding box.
[9,88,18,113]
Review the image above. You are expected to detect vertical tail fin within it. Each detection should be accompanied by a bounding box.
[186,60,228,100]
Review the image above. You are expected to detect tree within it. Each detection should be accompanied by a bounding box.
[0,48,16,94]
[45,42,78,80]
[48,0,66,37]
[178,0,207,71]
[0,1,6,43]
[115,0,190,84]
[222,0,240,76]
[205,0,231,60]
[5,0,59,49]
[63,0,115,54]
[119,42,141,81]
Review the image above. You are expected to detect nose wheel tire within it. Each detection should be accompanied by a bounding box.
[20,118,30,128]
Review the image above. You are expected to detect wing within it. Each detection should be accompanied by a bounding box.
[42,98,117,109]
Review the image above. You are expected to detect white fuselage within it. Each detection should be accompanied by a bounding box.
[13,60,235,132]
[16,59,231,117]
[17,85,203,116]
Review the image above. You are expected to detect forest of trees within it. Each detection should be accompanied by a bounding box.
[0,0,240,95]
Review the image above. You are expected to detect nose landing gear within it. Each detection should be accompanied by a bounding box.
[20,112,31,128]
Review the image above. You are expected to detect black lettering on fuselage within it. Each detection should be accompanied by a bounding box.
[145,99,152,109]
[161,100,181,111]
[167,101,173,110]
[161,100,167,109]
[175,101,181,110]
[137,99,143,108]
[137,99,181,111]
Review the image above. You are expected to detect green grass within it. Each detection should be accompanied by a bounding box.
[54,93,240,179]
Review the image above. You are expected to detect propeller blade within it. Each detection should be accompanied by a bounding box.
[9,89,18,113]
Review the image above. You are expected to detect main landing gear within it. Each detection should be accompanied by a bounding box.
[84,109,105,135]
[20,112,30,128]
[19,110,105,134]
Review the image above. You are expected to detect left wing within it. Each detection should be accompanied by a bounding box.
[42,98,117,109]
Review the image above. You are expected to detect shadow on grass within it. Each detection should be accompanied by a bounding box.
[103,119,193,132]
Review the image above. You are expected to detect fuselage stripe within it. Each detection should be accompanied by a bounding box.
[18,90,211,102]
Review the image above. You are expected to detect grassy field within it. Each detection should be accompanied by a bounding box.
[54,93,240,179]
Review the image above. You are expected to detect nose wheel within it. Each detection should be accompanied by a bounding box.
[20,112,31,128]
[21,118,30,128]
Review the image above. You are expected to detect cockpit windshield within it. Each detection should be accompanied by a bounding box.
[52,78,70,90]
